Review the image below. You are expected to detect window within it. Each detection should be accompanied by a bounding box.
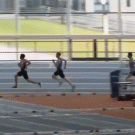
[94,0,109,12]
[127,0,131,7]
[42,0,47,5]
[94,0,101,4]
[73,0,78,10]
[26,0,40,8]
[6,0,14,9]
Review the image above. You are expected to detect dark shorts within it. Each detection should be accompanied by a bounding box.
[130,71,135,76]
[17,70,29,80]
[54,69,65,78]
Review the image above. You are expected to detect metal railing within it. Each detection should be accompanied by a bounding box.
[0,35,135,61]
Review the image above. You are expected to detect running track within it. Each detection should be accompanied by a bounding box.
[0,99,135,135]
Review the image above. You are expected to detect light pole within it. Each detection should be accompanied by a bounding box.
[67,0,72,60]
[118,0,123,88]
[101,0,108,34]
[15,0,19,35]
[101,0,108,59]
[118,0,122,35]
[59,0,64,24]
[67,0,71,35]
[15,0,19,60]
[118,0,122,61]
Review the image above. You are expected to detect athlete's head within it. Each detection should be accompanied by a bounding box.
[56,52,61,58]
[128,52,132,58]
[20,54,25,60]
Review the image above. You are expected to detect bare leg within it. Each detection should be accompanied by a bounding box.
[63,78,75,92]
[12,74,18,88]
[52,75,75,91]
[126,73,132,82]
[63,78,73,87]
[26,78,41,87]
[52,75,62,86]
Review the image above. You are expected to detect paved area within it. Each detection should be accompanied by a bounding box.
[0,99,134,135]
[0,44,56,60]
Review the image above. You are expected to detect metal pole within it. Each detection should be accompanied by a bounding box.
[15,0,19,35]
[15,0,19,60]
[118,0,122,35]
[103,14,109,60]
[103,14,108,34]
[68,38,72,60]
[118,0,122,61]
[118,0,123,84]
[67,0,72,60]
[67,0,71,35]
[94,39,97,59]
[105,39,108,59]
[78,0,81,11]
[59,0,64,24]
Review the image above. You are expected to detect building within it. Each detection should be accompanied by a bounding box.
[39,0,135,12]
[0,0,41,13]
[0,0,134,13]
[20,0,40,11]
[86,0,134,12]
[0,0,14,11]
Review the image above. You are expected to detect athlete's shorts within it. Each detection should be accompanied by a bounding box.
[17,70,29,80]
[130,71,135,76]
[54,69,65,78]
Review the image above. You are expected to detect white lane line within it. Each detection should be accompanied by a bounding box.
[0,102,33,112]
[100,114,135,123]
[0,116,11,118]
[40,117,97,128]
[0,113,45,119]
[0,122,34,133]
[69,115,135,128]
[0,99,56,111]
[72,107,135,111]
[0,99,52,109]
[41,115,134,129]
[11,118,70,131]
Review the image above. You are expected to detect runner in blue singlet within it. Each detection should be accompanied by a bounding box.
[12,54,41,88]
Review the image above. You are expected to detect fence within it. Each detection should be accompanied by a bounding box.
[0,35,135,61]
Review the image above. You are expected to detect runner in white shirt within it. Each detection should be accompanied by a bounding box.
[52,52,75,92]
[126,52,135,82]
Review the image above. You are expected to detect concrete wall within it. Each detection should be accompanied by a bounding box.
[85,0,94,12]
[110,0,135,12]
[121,0,135,12]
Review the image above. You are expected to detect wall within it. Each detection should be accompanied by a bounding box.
[109,0,135,12]
[85,0,94,12]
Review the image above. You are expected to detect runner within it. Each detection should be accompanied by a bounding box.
[12,54,41,88]
[52,52,75,92]
[126,52,135,82]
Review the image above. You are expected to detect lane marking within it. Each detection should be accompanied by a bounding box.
[11,118,70,131]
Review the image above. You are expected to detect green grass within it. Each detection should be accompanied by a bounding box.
[0,19,103,35]
[0,19,134,58]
